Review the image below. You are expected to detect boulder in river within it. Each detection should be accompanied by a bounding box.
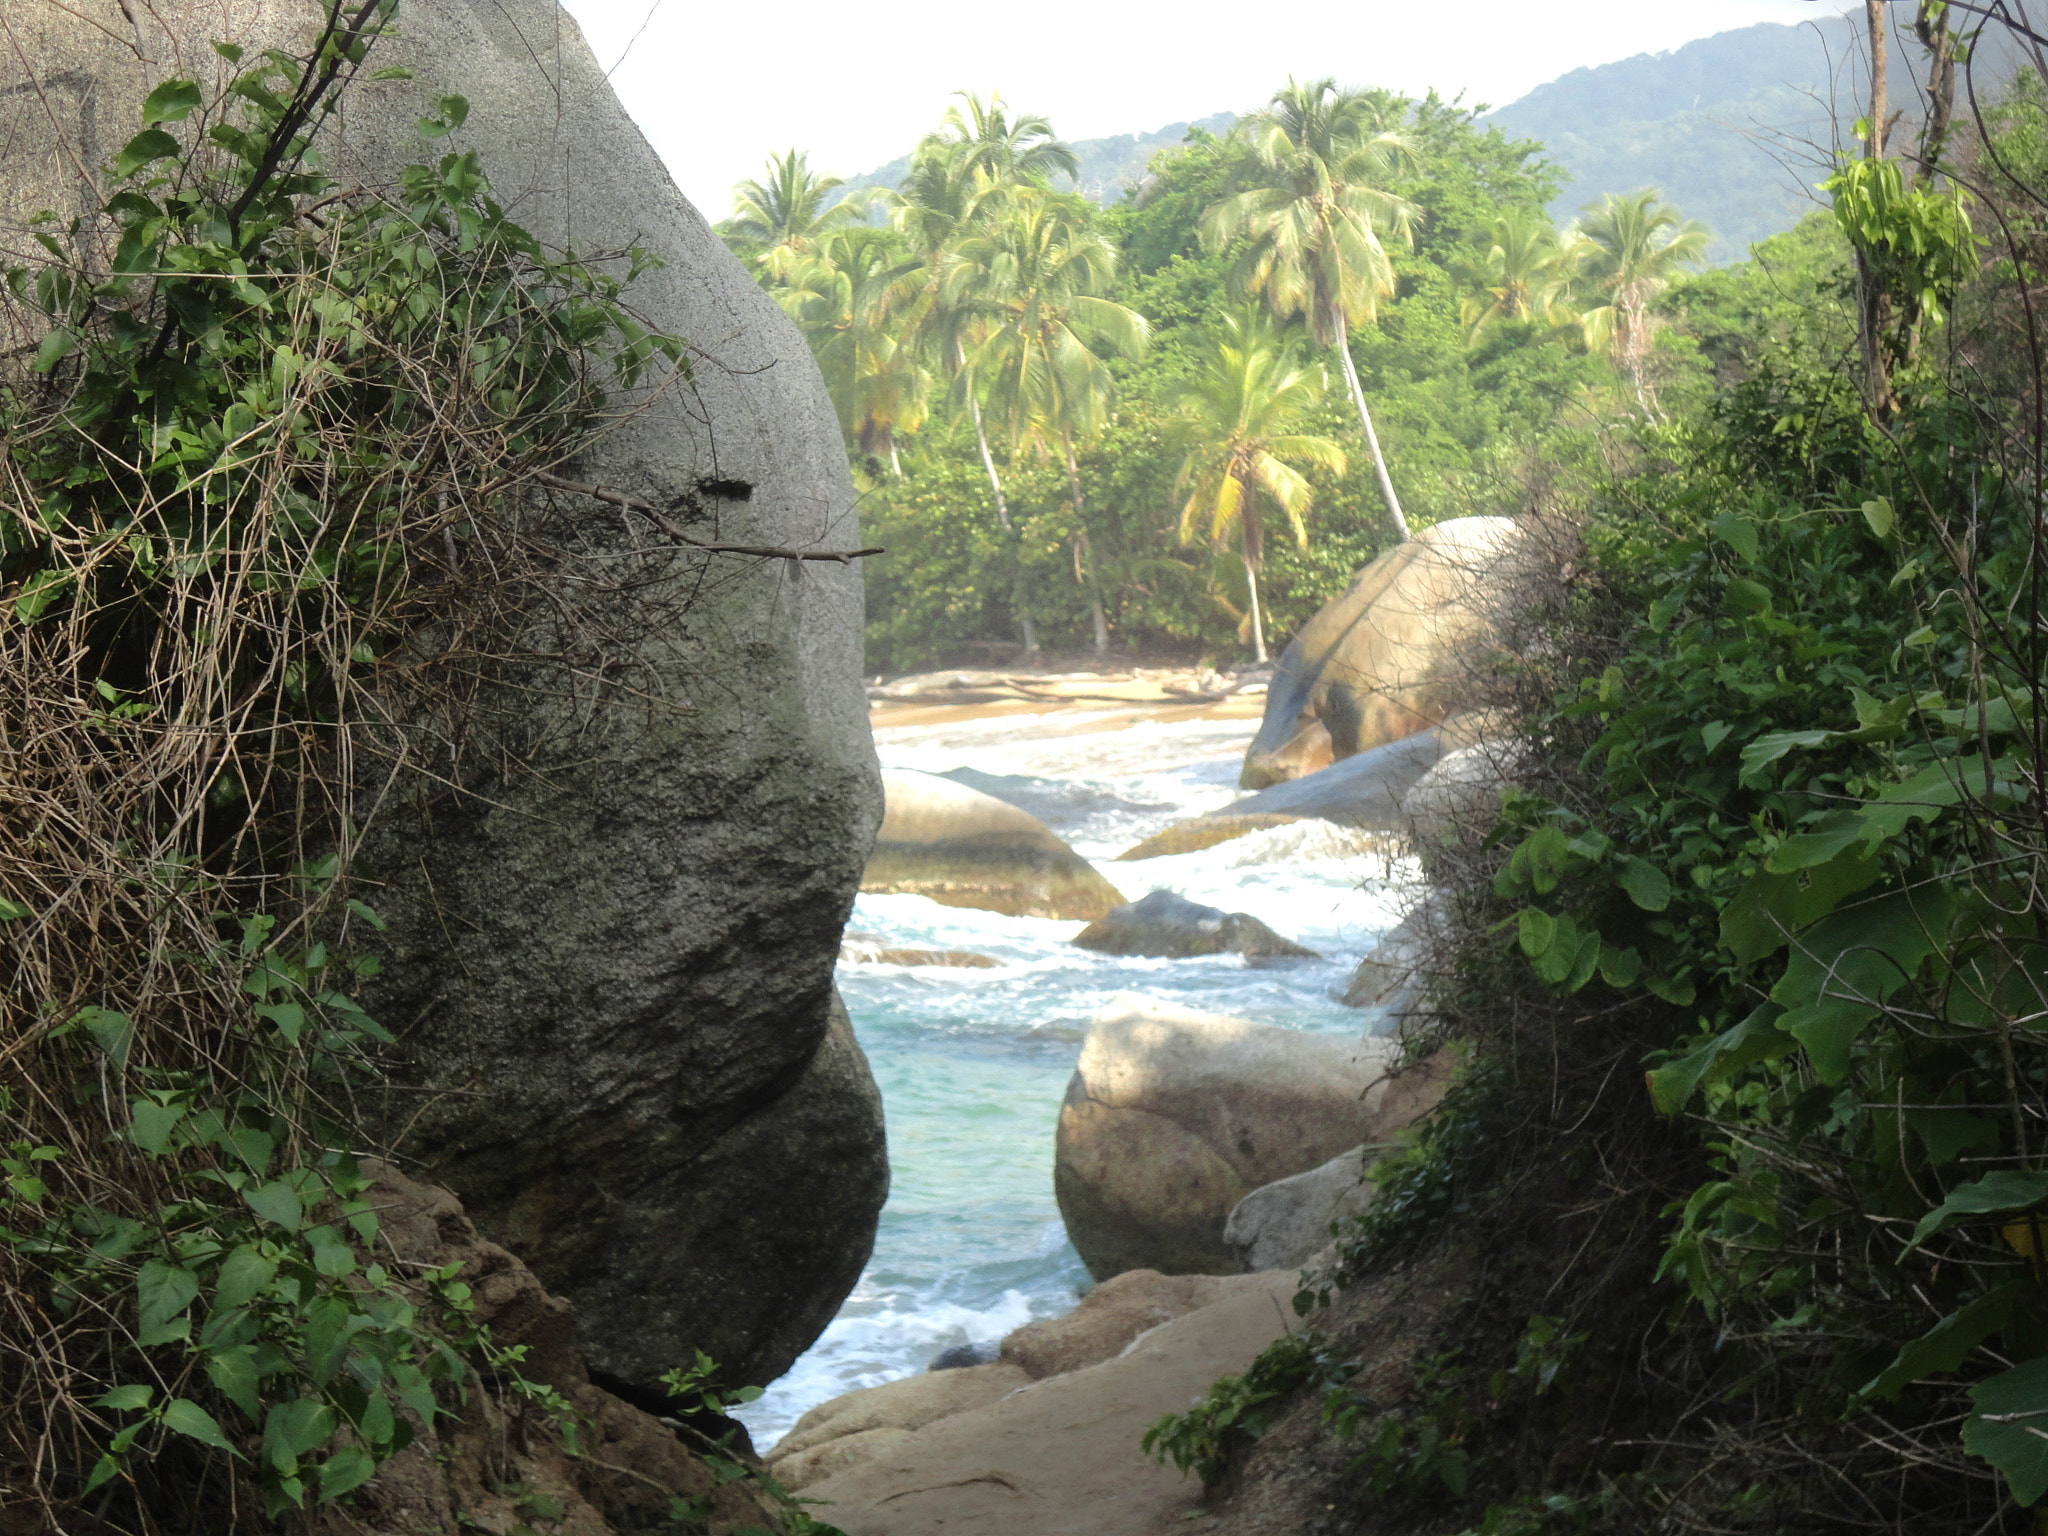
[1242,517,1533,788]
[863,769,1126,919]
[1114,812,1302,860]
[21,0,907,1399]
[1072,889,1318,961]
[1342,895,1446,1028]
[1224,1146,1377,1272]
[1403,738,1527,849]
[1053,995,1446,1279]
[1222,724,1448,828]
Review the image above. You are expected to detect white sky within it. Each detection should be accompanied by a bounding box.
[556,0,1843,219]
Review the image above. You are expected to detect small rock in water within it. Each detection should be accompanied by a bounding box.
[1071,889,1318,961]
[927,1340,1000,1371]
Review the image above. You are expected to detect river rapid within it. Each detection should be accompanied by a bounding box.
[732,703,1420,1449]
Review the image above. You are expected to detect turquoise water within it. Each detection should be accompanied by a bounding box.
[733,707,1418,1447]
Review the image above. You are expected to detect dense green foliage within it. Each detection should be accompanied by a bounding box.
[1152,21,2048,1534]
[719,86,1680,672]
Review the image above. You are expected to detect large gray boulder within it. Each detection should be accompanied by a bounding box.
[0,0,887,1396]
[1224,1147,1377,1272]
[865,769,1126,919]
[1242,518,1531,788]
[1053,995,1448,1279]
[1072,889,1317,961]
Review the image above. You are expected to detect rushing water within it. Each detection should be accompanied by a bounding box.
[731,705,1420,1449]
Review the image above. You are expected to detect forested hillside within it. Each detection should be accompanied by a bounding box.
[718,85,1736,674]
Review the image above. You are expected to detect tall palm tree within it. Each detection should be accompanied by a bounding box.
[773,226,929,472]
[947,190,1149,652]
[1170,307,1347,665]
[1572,189,1709,416]
[1454,209,1582,342]
[723,150,861,274]
[875,103,1075,652]
[1202,77,1415,541]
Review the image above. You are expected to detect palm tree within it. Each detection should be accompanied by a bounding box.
[1202,77,1415,541]
[946,190,1149,652]
[773,226,929,472]
[1170,307,1347,665]
[875,103,1076,652]
[1572,189,1709,416]
[1454,209,1581,342]
[723,150,861,273]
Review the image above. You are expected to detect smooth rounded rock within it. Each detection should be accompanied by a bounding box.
[766,1362,1030,1482]
[1053,995,1440,1279]
[1,0,890,1400]
[1224,1146,1377,1272]
[998,1269,1275,1379]
[864,769,1126,919]
[1071,889,1317,961]
[1114,813,1302,860]
[1242,518,1533,788]
[1403,739,1527,849]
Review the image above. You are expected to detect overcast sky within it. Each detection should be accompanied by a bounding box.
[555,0,1844,219]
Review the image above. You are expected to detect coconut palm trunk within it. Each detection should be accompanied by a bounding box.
[1063,432,1110,656]
[1332,313,1409,543]
[1241,548,1268,665]
[968,390,1038,653]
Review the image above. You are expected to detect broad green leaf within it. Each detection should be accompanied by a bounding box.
[1738,729,1834,786]
[206,1348,262,1420]
[303,1224,355,1280]
[318,1443,377,1499]
[0,898,29,920]
[1964,1357,2048,1505]
[243,1179,302,1231]
[1617,857,1672,912]
[214,1245,277,1311]
[264,1397,336,1474]
[1771,887,1954,1083]
[1723,577,1772,617]
[14,567,74,620]
[1861,496,1895,538]
[113,128,181,179]
[77,1006,135,1069]
[1646,1003,1793,1115]
[30,327,77,376]
[1861,1285,2019,1401]
[1911,1170,2048,1247]
[161,1398,236,1454]
[1709,514,1759,563]
[92,1384,154,1411]
[1532,913,1582,987]
[136,1259,199,1338]
[1720,846,1885,964]
[1906,1107,2000,1165]
[1766,811,1871,872]
[128,1098,185,1156]
[1647,594,1683,633]
[303,1295,352,1386]
[141,80,202,124]
[1598,944,1641,989]
[84,1453,121,1493]
[256,1002,305,1043]
[1642,973,1696,1006]
[1517,907,1556,961]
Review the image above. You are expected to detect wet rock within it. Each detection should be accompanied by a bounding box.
[1224,1146,1377,1272]
[928,1340,1001,1370]
[1071,889,1318,961]
[998,1269,1276,1379]
[1341,896,1446,1032]
[1403,739,1527,849]
[1114,813,1302,860]
[1220,726,1447,829]
[863,769,1125,919]
[839,941,1000,968]
[1242,518,1534,788]
[765,1362,1029,1488]
[1053,995,1432,1279]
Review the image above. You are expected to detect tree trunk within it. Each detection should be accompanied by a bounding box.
[1064,432,1109,656]
[968,387,1036,652]
[1241,549,1267,666]
[1332,312,1410,542]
